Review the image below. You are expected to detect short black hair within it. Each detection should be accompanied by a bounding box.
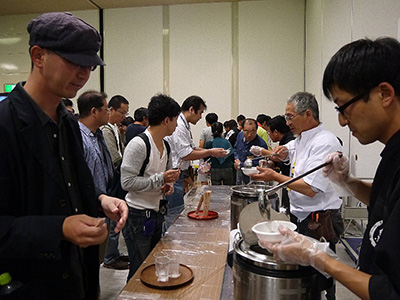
[62,98,73,107]
[225,119,237,130]
[121,116,134,126]
[108,95,129,109]
[323,37,400,100]
[267,115,290,134]
[211,122,224,138]
[205,113,218,125]
[256,114,271,125]
[148,93,181,126]
[77,90,107,118]
[133,107,148,122]
[181,95,207,113]
[237,114,246,123]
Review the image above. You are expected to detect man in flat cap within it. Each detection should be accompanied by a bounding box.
[0,12,128,299]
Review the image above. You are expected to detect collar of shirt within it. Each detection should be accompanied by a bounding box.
[79,121,96,137]
[296,123,323,144]
[179,113,190,131]
[27,94,69,127]
[179,112,192,140]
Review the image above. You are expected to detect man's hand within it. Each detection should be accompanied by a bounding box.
[251,167,276,182]
[271,146,289,162]
[260,225,336,277]
[62,214,108,248]
[161,183,174,195]
[250,146,263,156]
[234,159,241,170]
[98,195,128,233]
[209,148,227,158]
[163,169,180,183]
[323,152,359,196]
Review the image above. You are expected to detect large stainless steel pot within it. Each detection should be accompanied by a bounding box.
[233,238,325,300]
[230,182,279,230]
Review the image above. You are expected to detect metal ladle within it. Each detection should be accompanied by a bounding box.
[258,156,341,219]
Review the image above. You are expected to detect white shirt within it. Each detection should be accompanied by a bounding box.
[285,124,343,221]
[165,113,195,170]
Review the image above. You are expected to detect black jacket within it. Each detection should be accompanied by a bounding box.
[0,83,100,299]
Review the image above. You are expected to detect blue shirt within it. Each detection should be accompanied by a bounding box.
[79,122,113,195]
[234,132,268,168]
[125,123,146,145]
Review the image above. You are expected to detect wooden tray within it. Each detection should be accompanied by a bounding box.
[140,264,194,289]
[187,210,219,220]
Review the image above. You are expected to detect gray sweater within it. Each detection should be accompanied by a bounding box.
[120,131,172,210]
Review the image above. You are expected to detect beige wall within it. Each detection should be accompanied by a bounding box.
[0,1,305,144]
[1,0,400,177]
[305,0,400,178]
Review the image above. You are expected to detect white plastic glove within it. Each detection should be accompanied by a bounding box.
[260,225,337,278]
[322,152,359,196]
[250,145,263,156]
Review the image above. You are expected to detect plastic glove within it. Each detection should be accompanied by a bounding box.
[260,225,337,278]
[250,145,263,156]
[322,152,359,196]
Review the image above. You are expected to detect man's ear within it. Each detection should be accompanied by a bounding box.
[304,109,312,118]
[30,46,45,68]
[91,107,98,116]
[378,82,396,108]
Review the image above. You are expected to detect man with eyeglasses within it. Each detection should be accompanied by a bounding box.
[252,92,344,300]
[261,38,400,300]
[234,118,268,184]
[0,12,128,298]
[101,95,130,168]
[100,94,130,270]
[78,91,114,197]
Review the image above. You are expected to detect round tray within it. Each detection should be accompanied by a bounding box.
[140,264,194,289]
[187,210,219,220]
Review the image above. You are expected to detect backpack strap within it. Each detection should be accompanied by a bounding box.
[163,139,171,169]
[138,132,151,176]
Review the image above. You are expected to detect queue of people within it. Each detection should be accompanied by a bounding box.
[0,10,398,300]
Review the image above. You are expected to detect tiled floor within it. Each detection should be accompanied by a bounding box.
[99,223,362,300]
[99,232,129,299]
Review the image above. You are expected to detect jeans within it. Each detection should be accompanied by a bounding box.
[104,219,122,264]
[123,207,164,281]
[164,173,185,232]
[235,169,250,185]
[163,203,184,233]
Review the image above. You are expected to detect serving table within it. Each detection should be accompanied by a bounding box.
[117,185,232,300]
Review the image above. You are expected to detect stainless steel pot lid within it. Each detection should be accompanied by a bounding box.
[234,238,299,271]
[231,182,274,197]
[238,202,289,245]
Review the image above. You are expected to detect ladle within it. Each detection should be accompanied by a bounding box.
[258,154,342,219]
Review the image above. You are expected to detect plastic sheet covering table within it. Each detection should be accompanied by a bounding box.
[117,185,231,300]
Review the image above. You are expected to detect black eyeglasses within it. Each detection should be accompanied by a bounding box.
[335,90,370,115]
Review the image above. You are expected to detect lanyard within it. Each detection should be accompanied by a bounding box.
[288,153,297,191]
[180,114,192,139]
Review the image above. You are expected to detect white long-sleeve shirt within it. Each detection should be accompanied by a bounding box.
[121,130,171,211]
